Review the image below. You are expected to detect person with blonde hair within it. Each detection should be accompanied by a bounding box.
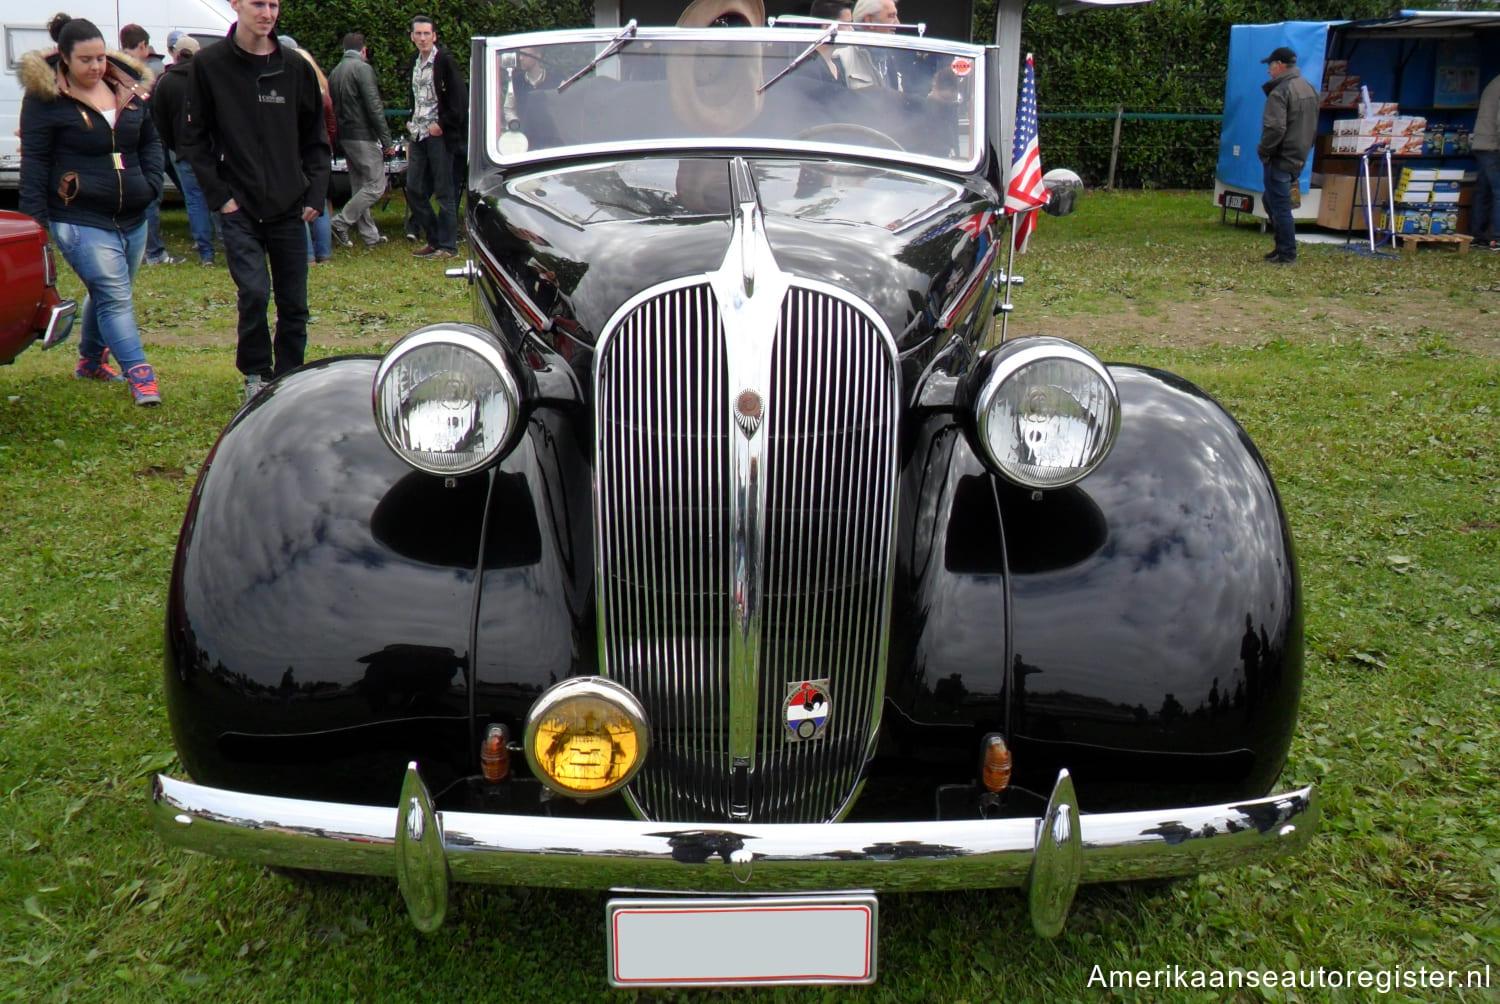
[282,38,336,264]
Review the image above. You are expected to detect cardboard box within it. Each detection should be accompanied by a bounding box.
[1322,80,1362,108]
[1318,174,1391,229]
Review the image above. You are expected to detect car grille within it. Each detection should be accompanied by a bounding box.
[596,283,899,822]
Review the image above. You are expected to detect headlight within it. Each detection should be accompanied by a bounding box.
[373,325,521,475]
[524,678,650,799]
[973,336,1119,489]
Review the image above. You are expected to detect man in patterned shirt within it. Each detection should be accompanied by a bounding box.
[401,14,467,260]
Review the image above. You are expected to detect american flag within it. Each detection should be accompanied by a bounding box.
[1004,53,1048,253]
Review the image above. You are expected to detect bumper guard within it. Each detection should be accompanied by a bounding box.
[151,765,1319,936]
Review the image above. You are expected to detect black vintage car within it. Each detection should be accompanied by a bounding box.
[152,0,1318,988]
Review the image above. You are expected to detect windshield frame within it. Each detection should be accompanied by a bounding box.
[480,27,988,175]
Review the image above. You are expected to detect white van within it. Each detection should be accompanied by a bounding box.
[1,0,234,189]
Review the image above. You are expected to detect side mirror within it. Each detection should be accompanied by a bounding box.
[1042,169,1083,217]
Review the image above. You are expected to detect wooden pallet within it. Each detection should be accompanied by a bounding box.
[1395,232,1472,254]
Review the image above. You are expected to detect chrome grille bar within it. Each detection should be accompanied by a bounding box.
[757,288,898,822]
[596,280,898,823]
[597,284,732,819]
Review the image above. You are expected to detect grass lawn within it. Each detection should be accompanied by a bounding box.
[1,193,1497,1002]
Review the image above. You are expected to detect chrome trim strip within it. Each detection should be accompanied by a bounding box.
[714,158,788,785]
[152,771,1320,898]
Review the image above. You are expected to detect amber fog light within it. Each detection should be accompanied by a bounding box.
[524,678,649,798]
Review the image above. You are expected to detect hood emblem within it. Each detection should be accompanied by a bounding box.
[783,680,830,742]
[734,388,764,438]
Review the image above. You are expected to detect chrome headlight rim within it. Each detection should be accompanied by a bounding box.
[973,336,1120,490]
[372,325,523,476]
[523,677,652,800]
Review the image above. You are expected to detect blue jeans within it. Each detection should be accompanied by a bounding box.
[145,197,167,260]
[171,152,216,263]
[1473,149,1500,243]
[50,220,149,371]
[305,203,331,261]
[1262,163,1296,259]
[406,134,456,253]
[220,211,309,379]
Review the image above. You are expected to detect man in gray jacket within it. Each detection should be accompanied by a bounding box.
[1257,46,1318,265]
[329,33,396,248]
[1471,72,1500,252]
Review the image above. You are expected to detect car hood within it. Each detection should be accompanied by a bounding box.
[470,156,999,352]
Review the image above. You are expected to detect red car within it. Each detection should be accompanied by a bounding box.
[0,209,76,366]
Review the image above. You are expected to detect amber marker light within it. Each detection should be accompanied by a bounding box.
[524,678,650,798]
[981,733,1013,793]
[480,723,510,782]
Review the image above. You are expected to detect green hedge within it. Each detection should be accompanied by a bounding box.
[975,0,1403,187]
[275,0,593,119]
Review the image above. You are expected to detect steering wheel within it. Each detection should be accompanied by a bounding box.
[794,123,905,152]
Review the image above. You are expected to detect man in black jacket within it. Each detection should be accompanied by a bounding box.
[180,0,331,401]
[1257,46,1318,265]
[150,36,216,265]
[401,14,467,260]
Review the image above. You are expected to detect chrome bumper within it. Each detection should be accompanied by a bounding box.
[151,765,1319,936]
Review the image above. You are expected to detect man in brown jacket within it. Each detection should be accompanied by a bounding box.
[1257,46,1318,264]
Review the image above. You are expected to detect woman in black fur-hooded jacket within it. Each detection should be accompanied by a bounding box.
[18,14,164,404]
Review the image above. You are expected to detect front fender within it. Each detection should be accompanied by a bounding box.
[164,359,591,805]
[889,364,1302,811]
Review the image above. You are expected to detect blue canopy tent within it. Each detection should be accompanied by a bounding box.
[1213,11,1500,226]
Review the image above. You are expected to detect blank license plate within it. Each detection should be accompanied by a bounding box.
[607,893,877,987]
[1223,191,1254,212]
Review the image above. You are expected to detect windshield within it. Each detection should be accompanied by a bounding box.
[487,28,983,172]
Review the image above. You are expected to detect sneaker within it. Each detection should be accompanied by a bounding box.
[1265,253,1296,265]
[145,253,183,265]
[125,363,161,406]
[199,257,215,267]
[75,349,125,382]
[330,218,354,248]
[427,249,456,260]
[404,232,421,242]
[243,373,268,403]
[1483,239,1500,252]
[1262,249,1281,260]
[363,235,389,247]
[413,244,439,258]
[312,257,332,265]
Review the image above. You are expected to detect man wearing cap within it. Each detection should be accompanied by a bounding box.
[1257,45,1318,264]
[151,35,216,266]
[121,25,180,265]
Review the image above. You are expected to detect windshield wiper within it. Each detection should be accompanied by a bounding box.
[758,23,839,94]
[557,19,638,93]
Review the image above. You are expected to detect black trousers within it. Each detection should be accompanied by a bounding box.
[221,211,309,379]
